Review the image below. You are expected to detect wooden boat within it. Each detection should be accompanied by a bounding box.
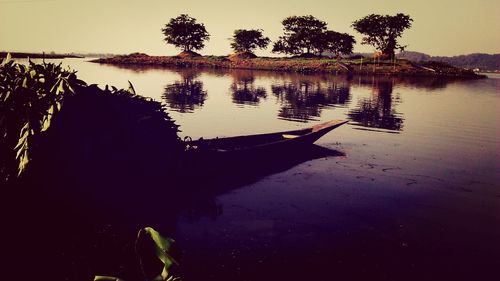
[181,120,347,184]
[186,120,348,154]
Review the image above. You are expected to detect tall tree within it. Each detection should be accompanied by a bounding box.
[272,15,327,56]
[161,14,210,53]
[352,13,413,58]
[230,29,270,54]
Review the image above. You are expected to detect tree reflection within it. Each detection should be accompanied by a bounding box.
[354,75,454,91]
[348,78,404,131]
[229,72,267,105]
[272,77,351,122]
[163,69,207,113]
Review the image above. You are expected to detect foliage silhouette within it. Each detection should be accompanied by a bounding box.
[352,13,413,58]
[317,31,356,57]
[272,15,327,56]
[162,14,210,53]
[230,29,270,54]
[273,15,356,57]
[0,55,184,184]
[0,55,84,180]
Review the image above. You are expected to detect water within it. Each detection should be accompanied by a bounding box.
[11,59,500,280]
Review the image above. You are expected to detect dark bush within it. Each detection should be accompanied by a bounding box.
[1,56,185,184]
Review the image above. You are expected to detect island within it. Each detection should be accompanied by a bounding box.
[92,14,485,79]
[92,52,485,78]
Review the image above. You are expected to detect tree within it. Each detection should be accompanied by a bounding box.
[317,31,356,57]
[161,14,210,53]
[230,29,270,54]
[272,15,327,56]
[352,13,413,58]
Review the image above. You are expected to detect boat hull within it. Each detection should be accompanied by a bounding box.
[183,120,348,179]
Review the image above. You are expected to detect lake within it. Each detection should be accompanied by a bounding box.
[10,58,500,280]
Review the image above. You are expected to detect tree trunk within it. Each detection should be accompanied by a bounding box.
[383,37,396,58]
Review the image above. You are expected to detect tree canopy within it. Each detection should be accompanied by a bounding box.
[272,15,327,55]
[230,29,270,54]
[272,15,355,57]
[352,13,413,58]
[161,14,210,52]
[318,31,356,57]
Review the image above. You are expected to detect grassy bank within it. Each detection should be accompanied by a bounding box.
[92,53,485,78]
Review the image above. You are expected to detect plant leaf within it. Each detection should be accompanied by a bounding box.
[17,149,29,176]
[3,52,12,65]
[127,81,136,95]
[41,105,54,132]
[56,80,65,95]
[18,122,29,141]
[136,227,178,281]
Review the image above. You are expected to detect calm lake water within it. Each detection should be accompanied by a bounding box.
[15,59,500,280]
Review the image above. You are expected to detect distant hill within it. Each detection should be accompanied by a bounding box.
[397,51,500,71]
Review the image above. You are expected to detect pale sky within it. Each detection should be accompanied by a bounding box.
[1,0,499,56]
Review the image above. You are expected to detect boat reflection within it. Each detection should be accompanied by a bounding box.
[229,71,267,105]
[348,78,404,131]
[272,76,351,122]
[6,143,344,281]
[162,69,207,113]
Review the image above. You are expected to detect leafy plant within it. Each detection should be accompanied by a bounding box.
[95,227,180,281]
[0,54,84,180]
[1,55,184,183]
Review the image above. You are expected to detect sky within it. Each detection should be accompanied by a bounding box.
[1,0,499,56]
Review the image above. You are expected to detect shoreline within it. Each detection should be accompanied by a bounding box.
[1,52,83,59]
[91,53,486,79]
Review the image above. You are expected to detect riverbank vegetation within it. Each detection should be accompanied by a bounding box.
[0,55,184,184]
[1,55,190,280]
